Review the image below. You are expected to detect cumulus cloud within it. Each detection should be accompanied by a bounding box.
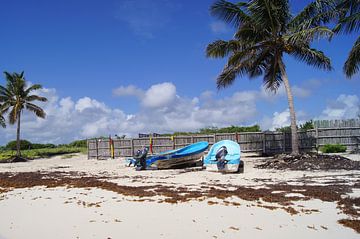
[0,83,263,145]
[320,94,360,119]
[112,85,144,98]
[210,21,230,34]
[142,82,176,108]
[260,109,308,130]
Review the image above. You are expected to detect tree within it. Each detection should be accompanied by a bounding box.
[334,0,360,78]
[206,0,333,155]
[0,72,48,158]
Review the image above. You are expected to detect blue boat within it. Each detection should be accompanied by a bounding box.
[203,140,243,173]
[128,141,209,170]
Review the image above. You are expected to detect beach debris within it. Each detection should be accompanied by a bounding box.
[256,153,360,171]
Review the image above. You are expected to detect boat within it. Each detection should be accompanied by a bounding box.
[127,141,209,170]
[203,140,243,173]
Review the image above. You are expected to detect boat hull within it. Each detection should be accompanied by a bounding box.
[128,141,209,170]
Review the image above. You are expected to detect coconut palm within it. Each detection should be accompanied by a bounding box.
[206,0,334,155]
[334,0,360,78]
[0,72,47,158]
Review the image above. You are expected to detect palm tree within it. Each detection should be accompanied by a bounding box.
[206,0,334,155]
[334,0,360,78]
[0,72,47,158]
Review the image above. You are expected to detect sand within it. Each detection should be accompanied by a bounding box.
[0,153,359,239]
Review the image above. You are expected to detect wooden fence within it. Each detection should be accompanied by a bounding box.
[87,119,360,159]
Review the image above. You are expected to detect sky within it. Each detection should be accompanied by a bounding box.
[0,0,359,145]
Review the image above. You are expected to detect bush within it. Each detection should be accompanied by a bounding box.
[321,144,347,153]
[67,140,87,148]
[5,140,32,150]
[31,143,56,149]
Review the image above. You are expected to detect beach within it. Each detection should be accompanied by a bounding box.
[0,153,359,239]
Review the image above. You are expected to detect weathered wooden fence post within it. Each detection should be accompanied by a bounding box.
[130,138,134,157]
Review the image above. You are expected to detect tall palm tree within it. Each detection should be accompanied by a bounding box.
[206,0,334,155]
[334,0,360,78]
[0,72,47,158]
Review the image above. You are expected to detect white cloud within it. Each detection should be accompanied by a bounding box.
[320,94,360,119]
[260,109,308,130]
[272,109,291,130]
[112,85,144,98]
[142,82,176,108]
[210,21,230,34]
[0,83,263,145]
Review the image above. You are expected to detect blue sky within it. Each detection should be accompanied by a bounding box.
[0,0,359,144]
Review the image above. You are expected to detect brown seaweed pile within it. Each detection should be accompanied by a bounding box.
[256,153,360,171]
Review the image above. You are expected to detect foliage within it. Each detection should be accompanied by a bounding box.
[31,143,56,149]
[199,125,261,134]
[5,140,32,150]
[334,0,360,78]
[0,147,86,161]
[276,120,315,132]
[275,126,291,133]
[206,0,333,154]
[299,120,315,130]
[0,71,48,157]
[67,139,87,148]
[163,124,261,136]
[4,140,56,150]
[321,144,347,153]
[0,115,5,128]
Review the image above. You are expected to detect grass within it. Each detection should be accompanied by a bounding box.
[0,147,87,161]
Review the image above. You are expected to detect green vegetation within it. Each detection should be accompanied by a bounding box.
[0,71,48,158]
[162,125,261,136]
[0,147,86,161]
[321,144,347,153]
[334,0,360,78]
[0,139,87,162]
[206,0,333,155]
[276,120,315,132]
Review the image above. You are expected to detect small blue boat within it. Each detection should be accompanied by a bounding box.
[128,141,209,170]
[203,140,242,173]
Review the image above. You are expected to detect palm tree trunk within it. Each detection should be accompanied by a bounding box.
[280,66,299,155]
[16,111,21,157]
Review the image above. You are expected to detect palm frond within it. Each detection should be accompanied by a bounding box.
[344,35,360,78]
[0,115,5,128]
[8,107,18,125]
[263,51,283,92]
[210,0,250,28]
[286,26,333,44]
[24,84,43,95]
[206,40,245,58]
[289,0,336,30]
[289,44,332,71]
[26,95,48,102]
[25,103,46,118]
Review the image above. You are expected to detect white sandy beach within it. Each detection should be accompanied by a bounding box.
[0,153,359,239]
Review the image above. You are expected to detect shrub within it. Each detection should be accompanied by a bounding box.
[31,143,56,149]
[5,140,32,150]
[321,144,347,153]
[68,140,87,148]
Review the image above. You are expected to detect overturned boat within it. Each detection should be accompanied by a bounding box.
[203,140,243,173]
[128,141,209,170]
